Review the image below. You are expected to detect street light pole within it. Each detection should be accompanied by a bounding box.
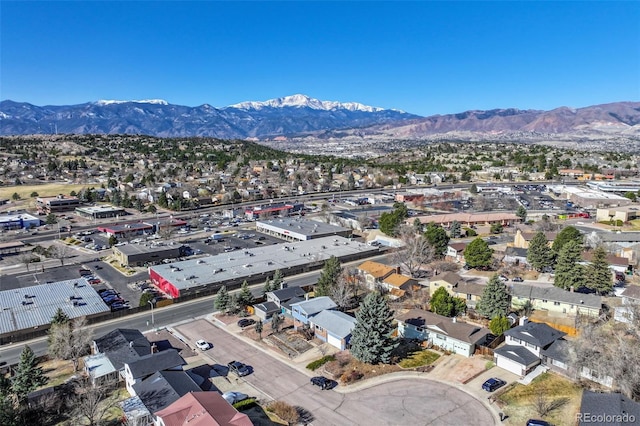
[148,300,155,326]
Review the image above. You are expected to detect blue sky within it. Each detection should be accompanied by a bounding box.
[2,1,639,116]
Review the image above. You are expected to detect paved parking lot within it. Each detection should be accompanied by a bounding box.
[174,318,496,426]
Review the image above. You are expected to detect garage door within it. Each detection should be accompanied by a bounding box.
[327,334,343,350]
[496,355,523,376]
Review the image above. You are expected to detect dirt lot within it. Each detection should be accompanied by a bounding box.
[428,355,489,384]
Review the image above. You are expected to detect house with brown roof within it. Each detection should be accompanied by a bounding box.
[445,243,467,263]
[428,272,484,308]
[396,309,491,357]
[380,273,419,299]
[154,391,253,426]
[357,260,399,290]
[513,229,556,249]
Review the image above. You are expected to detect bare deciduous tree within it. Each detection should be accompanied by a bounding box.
[68,377,119,426]
[48,317,93,371]
[329,269,365,311]
[50,243,72,266]
[532,390,569,417]
[392,225,434,278]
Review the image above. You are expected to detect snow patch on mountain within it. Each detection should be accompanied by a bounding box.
[227,94,388,113]
[95,99,169,106]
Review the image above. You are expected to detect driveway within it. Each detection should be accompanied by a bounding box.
[174,319,496,425]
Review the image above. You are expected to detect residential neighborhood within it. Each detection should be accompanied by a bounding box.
[1,136,640,425]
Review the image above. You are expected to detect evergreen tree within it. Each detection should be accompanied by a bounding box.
[11,345,47,404]
[489,316,511,335]
[554,239,584,291]
[51,307,69,325]
[476,275,511,319]
[315,256,342,296]
[516,205,528,221]
[350,292,397,364]
[463,237,494,268]
[424,222,449,257]
[527,231,553,271]
[490,223,503,234]
[271,314,283,333]
[227,294,239,314]
[262,277,272,296]
[450,221,461,238]
[429,287,466,317]
[584,246,613,295]
[0,375,17,426]
[237,280,254,308]
[271,269,284,291]
[255,320,263,339]
[214,286,230,312]
[552,226,582,255]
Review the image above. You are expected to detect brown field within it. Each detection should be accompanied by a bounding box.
[0,183,89,201]
[497,372,582,426]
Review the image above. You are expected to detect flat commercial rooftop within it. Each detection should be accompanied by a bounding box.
[149,236,378,291]
[76,205,126,214]
[116,243,182,256]
[257,217,350,238]
[0,279,110,335]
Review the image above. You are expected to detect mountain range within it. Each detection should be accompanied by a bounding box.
[1,95,638,141]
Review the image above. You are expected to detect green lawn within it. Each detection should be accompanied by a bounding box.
[398,349,440,368]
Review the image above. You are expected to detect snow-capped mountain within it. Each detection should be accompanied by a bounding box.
[0,95,416,138]
[228,94,390,113]
[94,99,169,106]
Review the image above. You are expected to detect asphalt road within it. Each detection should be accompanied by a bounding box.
[176,318,495,426]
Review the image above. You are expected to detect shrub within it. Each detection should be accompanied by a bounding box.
[233,397,257,411]
[267,401,299,425]
[306,355,336,371]
[340,370,363,384]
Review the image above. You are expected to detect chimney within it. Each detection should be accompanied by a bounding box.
[570,286,574,293]
[130,341,134,348]
[151,343,158,354]
[519,316,529,326]
[452,317,457,323]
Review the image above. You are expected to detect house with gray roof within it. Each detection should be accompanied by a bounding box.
[291,296,337,329]
[86,328,152,385]
[396,309,491,357]
[266,287,306,308]
[122,370,201,425]
[124,349,185,395]
[615,285,640,323]
[493,319,565,376]
[309,309,357,350]
[579,391,640,426]
[253,301,281,321]
[511,284,602,317]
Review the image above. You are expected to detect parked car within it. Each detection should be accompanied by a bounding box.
[498,275,509,282]
[196,340,211,350]
[482,378,506,392]
[88,279,101,285]
[222,391,248,404]
[512,277,524,282]
[310,376,334,390]
[110,303,130,312]
[227,361,251,377]
[526,420,551,426]
[237,318,256,328]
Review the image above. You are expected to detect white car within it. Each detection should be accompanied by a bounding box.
[222,391,248,404]
[195,339,211,350]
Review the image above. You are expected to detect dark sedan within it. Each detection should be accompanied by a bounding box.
[227,361,251,377]
[482,377,506,392]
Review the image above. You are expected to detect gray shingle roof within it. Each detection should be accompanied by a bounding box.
[541,338,570,364]
[511,285,602,310]
[267,287,306,303]
[310,310,356,338]
[396,309,490,344]
[133,370,201,413]
[494,344,541,366]
[127,349,184,379]
[505,321,565,348]
[93,329,151,371]
[621,285,640,301]
[291,297,337,316]
[253,301,280,314]
[579,391,640,426]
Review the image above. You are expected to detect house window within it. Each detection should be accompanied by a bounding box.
[315,325,324,332]
[416,327,424,333]
[553,301,561,306]
[542,299,548,303]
